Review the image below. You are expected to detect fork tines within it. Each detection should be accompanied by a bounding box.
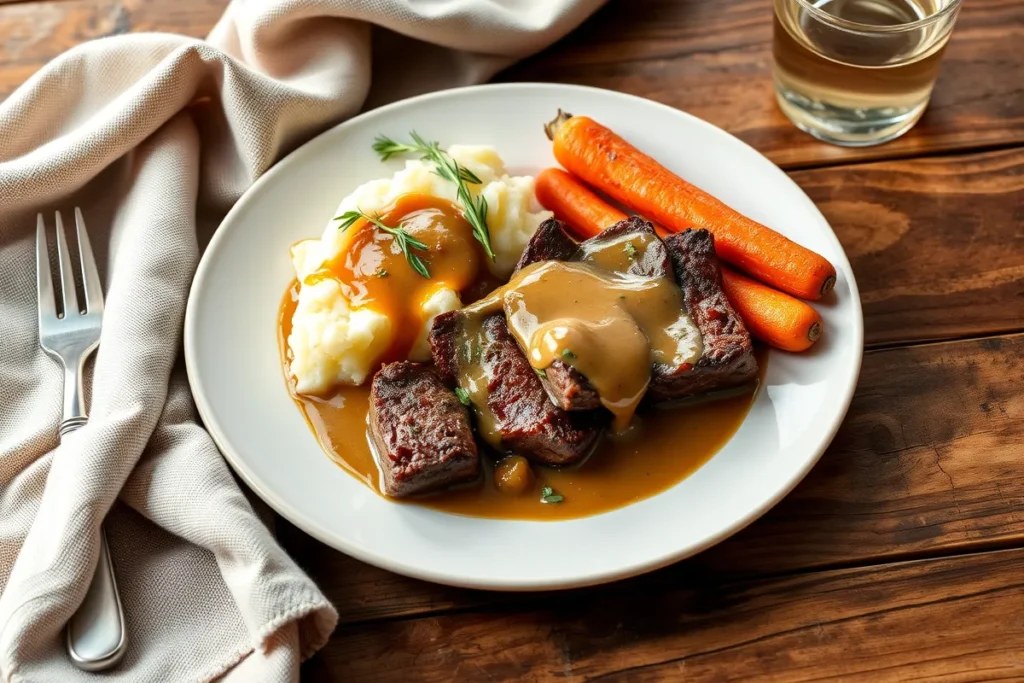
[36,208,105,322]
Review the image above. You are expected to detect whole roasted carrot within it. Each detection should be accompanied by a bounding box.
[535,167,672,240]
[545,111,837,300]
[721,267,823,351]
[535,168,627,239]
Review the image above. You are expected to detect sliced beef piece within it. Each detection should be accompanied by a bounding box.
[512,218,756,407]
[575,215,672,279]
[430,311,605,466]
[514,215,669,278]
[512,216,674,411]
[429,311,463,386]
[368,361,479,497]
[513,217,578,273]
[513,218,598,410]
[648,229,758,400]
[536,362,601,413]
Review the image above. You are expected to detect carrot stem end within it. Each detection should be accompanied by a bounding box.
[544,109,573,142]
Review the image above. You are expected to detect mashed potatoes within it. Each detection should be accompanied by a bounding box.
[288,145,551,395]
[288,278,392,391]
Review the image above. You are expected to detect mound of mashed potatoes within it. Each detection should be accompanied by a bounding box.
[288,145,552,395]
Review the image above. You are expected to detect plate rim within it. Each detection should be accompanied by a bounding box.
[184,81,864,591]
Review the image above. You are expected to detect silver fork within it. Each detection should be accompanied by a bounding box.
[36,209,127,671]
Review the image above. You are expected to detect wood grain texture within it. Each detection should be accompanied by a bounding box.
[0,0,223,101]
[309,547,1024,682]
[500,0,1024,169]
[798,147,1024,346]
[2,3,1021,347]
[283,333,1024,623]
[1,0,1022,169]
[5,1,1023,677]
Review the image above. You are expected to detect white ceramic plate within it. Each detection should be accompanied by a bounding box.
[185,83,863,591]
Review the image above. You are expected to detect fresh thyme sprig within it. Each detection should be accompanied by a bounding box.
[372,132,496,261]
[334,209,430,278]
[370,137,421,161]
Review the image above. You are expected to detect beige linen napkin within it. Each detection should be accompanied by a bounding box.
[0,1,605,680]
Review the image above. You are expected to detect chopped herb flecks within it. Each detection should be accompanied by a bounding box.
[540,486,564,504]
[454,386,471,406]
[624,242,638,260]
[561,349,577,361]
[375,268,388,278]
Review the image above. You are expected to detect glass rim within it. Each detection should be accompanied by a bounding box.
[790,0,963,34]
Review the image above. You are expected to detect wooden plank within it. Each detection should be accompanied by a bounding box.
[798,147,1024,347]
[501,0,1024,168]
[308,547,1024,681]
[3,8,1023,346]
[281,333,1024,623]
[4,5,1019,342]
[0,0,223,100]
[1,0,1022,169]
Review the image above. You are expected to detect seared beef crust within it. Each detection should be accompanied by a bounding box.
[369,362,479,497]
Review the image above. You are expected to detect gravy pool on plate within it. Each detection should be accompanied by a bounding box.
[279,286,763,520]
[278,188,764,520]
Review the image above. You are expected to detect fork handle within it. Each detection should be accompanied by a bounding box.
[59,367,127,670]
[67,527,127,671]
[59,363,86,437]
[59,416,89,437]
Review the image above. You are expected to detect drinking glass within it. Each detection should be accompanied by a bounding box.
[772,0,962,146]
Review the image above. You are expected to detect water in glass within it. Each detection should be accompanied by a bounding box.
[773,0,960,146]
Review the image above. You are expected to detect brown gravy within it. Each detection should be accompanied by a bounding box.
[279,283,763,521]
[466,260,700,432]
[302,193,497,367]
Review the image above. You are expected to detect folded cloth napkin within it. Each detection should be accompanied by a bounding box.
[0,0,605,680]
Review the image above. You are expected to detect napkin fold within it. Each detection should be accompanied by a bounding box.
[0,1,605,680]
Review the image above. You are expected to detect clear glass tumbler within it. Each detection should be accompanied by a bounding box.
[772,0,962,146]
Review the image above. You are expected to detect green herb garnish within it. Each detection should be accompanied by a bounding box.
[672,327,691,340]
[454,386,471,406]
[561,349,577,360]
[462,342,482,365]
[624,242,638,260]
[372,132,495,260]
[535,368,547,379]
[335,209,430,278]
[540,486,564,504]
[371,137,422,161]
[375,268,388,278]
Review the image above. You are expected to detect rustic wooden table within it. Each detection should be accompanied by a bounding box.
[4,0,1023,679]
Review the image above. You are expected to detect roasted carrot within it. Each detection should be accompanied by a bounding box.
[535,167,672,240]
[721,267,823,352]
[535,168,627,239]
[545,111,837,300]
[536,166,821,351]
